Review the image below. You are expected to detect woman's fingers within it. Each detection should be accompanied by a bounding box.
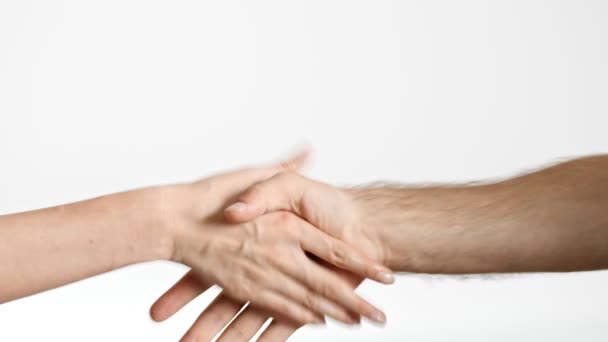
[257,320,302,342]
[236,272,366,342]
[244,288,322,326]
[179,293,244,342]
[215,305,270,342]
[298,221,394,284]
[262,268,356,325]
[277,252,386,324]
[150,271,213,322]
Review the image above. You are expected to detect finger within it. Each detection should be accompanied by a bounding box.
[257,320,302,342]
[279,253,386,324]
[215,305,270,342]
[298,220,395,284]
[256,268,366,342]
[274,146,312,172]
[255,268,364,342]
[150,271,213,322]
[224,172,306,222]
[264,267,357,325]
[196,147,311,192]
[245,288,322,326]
[256,278,364,342]
[241,147,311,179]
[179,292,244,342]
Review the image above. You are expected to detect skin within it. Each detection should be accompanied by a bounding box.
[152,154,608,341]
[0,152,394,326]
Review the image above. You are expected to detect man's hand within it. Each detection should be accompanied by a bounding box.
[226,155,608,274]
[223,172,388,266]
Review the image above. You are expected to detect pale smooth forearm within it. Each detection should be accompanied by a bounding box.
[0,186,173,303]
[351,155,608,274]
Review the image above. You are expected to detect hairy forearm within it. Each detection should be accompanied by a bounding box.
[0,187,173,303]
[350,155,608,274]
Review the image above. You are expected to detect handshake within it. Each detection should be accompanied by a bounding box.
[150,150,397,341]
[3,151,608,341]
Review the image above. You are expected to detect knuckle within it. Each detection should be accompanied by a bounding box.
[303,291,319,310]
[320,281,347,301]
[234,281,255,300]
[245,220,266,242]
[329,242,347,266]
[318,282,334,298]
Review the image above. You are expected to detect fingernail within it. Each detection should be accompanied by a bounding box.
[371,311,386,324]
[378,272,395,284]
[226,202,247,213]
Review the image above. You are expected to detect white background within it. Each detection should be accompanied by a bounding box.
[1,0,607,341]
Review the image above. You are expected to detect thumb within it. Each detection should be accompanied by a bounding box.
[224,172,305,223]
[275,146,312,173]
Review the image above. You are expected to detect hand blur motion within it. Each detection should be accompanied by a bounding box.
[152,171,392,341]
[152,153,393,340]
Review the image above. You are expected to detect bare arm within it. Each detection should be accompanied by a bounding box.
[0,153,390,325]
[0,188,171,303]
[351,155,608,273]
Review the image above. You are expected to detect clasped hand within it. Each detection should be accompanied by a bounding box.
[154,151,393,337]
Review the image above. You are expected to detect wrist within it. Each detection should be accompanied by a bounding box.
[347,187,407,270]
[348,185,508,273]
[133,185,183,262]
[343,187,394,268]
[151,183,215,264]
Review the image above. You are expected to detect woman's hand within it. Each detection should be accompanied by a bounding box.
[160,154,392,325]
[151,168,392,341]
[152,264,363,342]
